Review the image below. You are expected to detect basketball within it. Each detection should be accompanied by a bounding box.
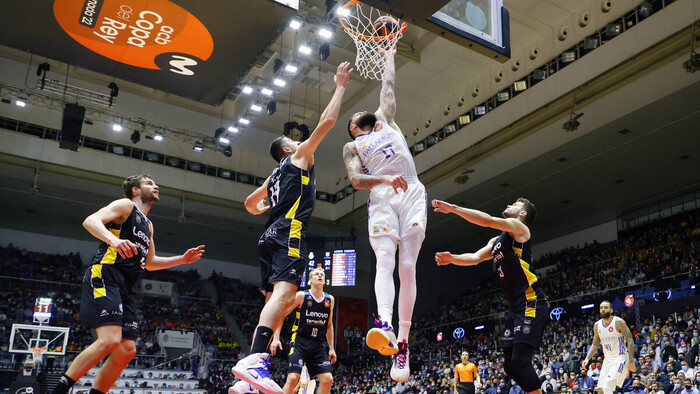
[372,16,399,39]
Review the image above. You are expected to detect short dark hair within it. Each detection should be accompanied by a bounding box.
[601,300,612,308]
[347,117,355,139]
[517,197,537,226]
[269,136,288,162]
[122,174,152,199]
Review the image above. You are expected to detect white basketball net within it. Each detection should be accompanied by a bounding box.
[339,1,407,81]
[31,347,46,364]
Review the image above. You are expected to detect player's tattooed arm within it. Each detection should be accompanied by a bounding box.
[617,319,637,372]
[343,143,407,193]
[377,47,397,123]
[583,327,601,370]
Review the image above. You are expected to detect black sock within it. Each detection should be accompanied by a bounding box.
[51,374,76,394]
[250,326,274,354]
[89,389,105,394]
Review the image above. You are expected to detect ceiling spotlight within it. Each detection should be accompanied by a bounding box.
[193,142,203,152]
[299,44,312,55]
[267,100,277,115]
[318,27,333,39]
[239,117,250,125]
[319,42,330,60]
[336,6,350,16]
[228,126,239,133]
[496,91,510,102]
[242,85,254,94]
[561,50,577,64]
[251,104,263,112]
[583,36,598,51]
[639,1,653,18]
[289,19,302,30]
[15,98,26,107]
[153,132,164,141]
[108,82,119,107]
[222,145,232,157]
[562,112,584,132]
[130,130,140,144]
[285,64,298,73]
[606,22,622,38]
[513,81,527,92]
[458,115,471,126]
[533,69,547,81]
[261,88,273,96]
[112,123,122,132]
[473,105,486,116]
[219,136,230,144]
[273,78,286,87]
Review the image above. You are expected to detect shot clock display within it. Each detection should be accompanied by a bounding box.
[33,297,53,324]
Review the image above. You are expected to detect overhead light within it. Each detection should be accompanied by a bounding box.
[444,123,457,134]
[533,69,547,81]
[251,104,262,112]
[242,85,254,94]
[285,64,298,73]
[130,130,141,144]
[112,146,124,155]
[581,303,594,310]
[496,91,510,102]
[222,145,232,157]
[273,78,286,87]
[299,44,312,55]
[473,106,486,116]
[474,325,484,330]
[639,1,653,18]
[318,27,333,39]
[267,100,277,115]
[413,142,425,153]
[153,132,164,141]
[458,115,471,126]
[561,51,577,64]
[239,117,250,125]
[193,142,203,152]
[112,123,123,132]
[583,36,598,51]
[108,82,119,107]
[228,126,239,133]
[145,152,159,162]
[15,99,26,107]
[513,81,527,92]
[261,88,273,96]
[336,6,350,16]
[289,19,302,30]
[219,136,230,144]
[606,22,622,38]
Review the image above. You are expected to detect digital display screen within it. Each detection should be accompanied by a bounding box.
[331,249,357,287]
[33,297,52,321]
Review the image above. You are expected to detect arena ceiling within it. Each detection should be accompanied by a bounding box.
[0,0,699,270]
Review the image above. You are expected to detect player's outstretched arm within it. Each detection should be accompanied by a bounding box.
[376,46,397,125]
[327,295,337,364]
[144,223,205,271]
[435,237,496,267]
[582,327,601,371]
[617,319,637,372]
[244,176,270,215]
[83,198,139,259]
[295,62,352,160]
[432,199,530,242]
[343,142,407,194]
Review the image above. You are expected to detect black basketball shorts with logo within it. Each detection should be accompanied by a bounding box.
[258,219,306,294]
[80,264,139,340]
[500,286,549,349]
[288,335,332,377]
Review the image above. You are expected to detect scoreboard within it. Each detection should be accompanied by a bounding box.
[331,249,357,287]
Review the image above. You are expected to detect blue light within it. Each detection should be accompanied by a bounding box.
[581,304,595,310]
[474,325,484,330]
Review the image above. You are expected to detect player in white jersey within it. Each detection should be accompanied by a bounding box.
[343,45,427,383]
[582,301,636,394]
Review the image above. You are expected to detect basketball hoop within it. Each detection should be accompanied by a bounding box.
[30,346,46,365]
[339,0,407,80]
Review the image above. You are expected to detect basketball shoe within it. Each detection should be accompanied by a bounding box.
[229,380,259,394]
[231,353,282,394]
[390,340,410,382]
[366,317,398,355]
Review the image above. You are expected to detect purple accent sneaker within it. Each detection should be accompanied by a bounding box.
[390,340,410,382]
[366,315,398,356]
[231,353,282,394]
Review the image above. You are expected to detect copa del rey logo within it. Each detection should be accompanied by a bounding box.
[53,0,213,75]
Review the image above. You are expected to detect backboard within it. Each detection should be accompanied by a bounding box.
[9,324,70,356]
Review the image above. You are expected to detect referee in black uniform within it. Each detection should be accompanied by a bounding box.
[433,198,547,394]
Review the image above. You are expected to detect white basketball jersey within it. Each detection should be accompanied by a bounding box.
[596,316,627,358]
[353,120,417,180]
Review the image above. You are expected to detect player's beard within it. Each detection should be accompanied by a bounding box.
[356,112,377,130]
[141,190,159,203]
[601,311,611,319]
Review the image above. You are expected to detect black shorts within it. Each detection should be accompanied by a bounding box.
[258,219,306,294]
[287,335,332,377]
[501,286,548,349]
[457,382,475,394]
[80,264,139,340]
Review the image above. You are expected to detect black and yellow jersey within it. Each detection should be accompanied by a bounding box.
[265,156,316,228]
[492,231,538,305]
[90,203,151,280]
[291,290,332,341]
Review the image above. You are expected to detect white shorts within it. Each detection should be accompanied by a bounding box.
[367,181,427,242]
[598,357,628,393]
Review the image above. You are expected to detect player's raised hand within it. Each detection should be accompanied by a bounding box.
[110,238,139,259]
[270,338,283,356]
[432,199,455,214]
[182,245,205,264]
[382,174,407,194]
[329,348,337,364]
[435,251,454,266]
[334,61,353,89]
[628,358,636,372]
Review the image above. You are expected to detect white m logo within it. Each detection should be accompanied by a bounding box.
[168,55,198,76]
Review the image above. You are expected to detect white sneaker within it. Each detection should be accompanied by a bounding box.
[229,380,259,394]
[366,318,398,356]
[390,340,410,382]
[231,353,282,394]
